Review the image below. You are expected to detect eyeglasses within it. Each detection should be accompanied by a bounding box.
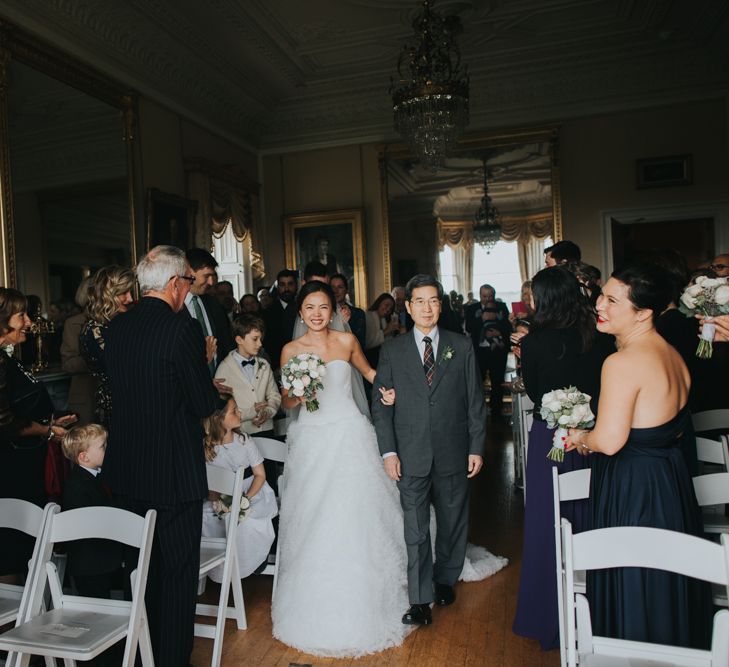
[409,297,441,308]
[710,264,729,271]
[173,275,195,284]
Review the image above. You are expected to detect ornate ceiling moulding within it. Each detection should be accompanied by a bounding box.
[0,20,134,112]
[378,123,561,161]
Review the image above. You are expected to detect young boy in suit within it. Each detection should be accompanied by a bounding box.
[215,315,281,437]
[61,424,124,599]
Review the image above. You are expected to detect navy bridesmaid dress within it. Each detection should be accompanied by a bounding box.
[588,405,713,649]
[512,419,589,649]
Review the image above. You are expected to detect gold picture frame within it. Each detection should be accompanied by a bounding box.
[284,208,368,308]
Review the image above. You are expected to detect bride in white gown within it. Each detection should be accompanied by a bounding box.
[271,282,506,657]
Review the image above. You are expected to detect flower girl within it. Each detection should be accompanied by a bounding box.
[201,396,278,580]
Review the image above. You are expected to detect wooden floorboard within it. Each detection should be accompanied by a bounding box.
[191,420,559,666]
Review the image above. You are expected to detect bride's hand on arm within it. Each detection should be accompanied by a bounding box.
[378,387,395,405]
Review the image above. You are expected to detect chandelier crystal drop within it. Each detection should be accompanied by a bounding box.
[473,160,501,252]
[391,0,470,172]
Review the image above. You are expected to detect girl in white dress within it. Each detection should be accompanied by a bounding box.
[201,397,278,580]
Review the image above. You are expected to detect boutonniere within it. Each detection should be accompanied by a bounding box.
[440,346,455,363]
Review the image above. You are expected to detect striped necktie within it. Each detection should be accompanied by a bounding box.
[423,336,435,386]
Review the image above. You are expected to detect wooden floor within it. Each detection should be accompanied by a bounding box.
[191,420,559,667]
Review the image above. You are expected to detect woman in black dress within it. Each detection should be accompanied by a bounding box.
[566,264,712,649]
[0,288,72,577]
[80,266,134,426]
[513,266,614,650]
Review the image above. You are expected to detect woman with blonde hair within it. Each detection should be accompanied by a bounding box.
[80,265,135,426]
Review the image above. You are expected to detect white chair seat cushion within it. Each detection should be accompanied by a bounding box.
[0,608,129,657]
[583,655,696,666]
[199,543,226,574]
[580,636,712,667]
[702,513,729,533]
[0,597,20,625]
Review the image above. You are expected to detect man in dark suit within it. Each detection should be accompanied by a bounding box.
[373,274,486,627]
[464,284,511,421]
[330,272,366,350]
[104,245,218,667]
[262,268,298,369]
[185,248,235,373]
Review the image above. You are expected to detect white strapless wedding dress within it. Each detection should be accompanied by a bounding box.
[271,360,507,657]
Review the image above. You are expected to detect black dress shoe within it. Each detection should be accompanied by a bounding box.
[433,582,455,606]
[401,603,432,625]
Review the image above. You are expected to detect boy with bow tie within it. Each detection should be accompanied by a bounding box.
[215,315,281,435]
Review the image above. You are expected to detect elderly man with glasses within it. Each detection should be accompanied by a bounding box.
[103,245,219,667]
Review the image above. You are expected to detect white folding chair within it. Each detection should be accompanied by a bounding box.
[562,520,729,667]
[0,500,56,630]
[0,506,156,667]
[696,436,729,474]
[552,468,591,667]
[195,464,247,667]
[693,410,729,436]
[252,436,287,589]
[517,393,534,503]
[693,472,729,535]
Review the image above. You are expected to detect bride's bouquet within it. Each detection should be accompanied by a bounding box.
[281,353,327,412]
[679,275,729,359]
[212,493,250,523]
[540,387,595,462]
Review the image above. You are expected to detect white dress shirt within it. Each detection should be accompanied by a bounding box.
[233,350,256,382]
[80,464,101,476]
[412,325,440,363]
[185,292,217,364]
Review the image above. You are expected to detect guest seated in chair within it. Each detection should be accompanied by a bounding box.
[201,397,278,579]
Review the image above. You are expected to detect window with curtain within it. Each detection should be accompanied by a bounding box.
[471,240,523,305]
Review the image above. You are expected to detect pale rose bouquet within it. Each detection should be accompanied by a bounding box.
[280,353,327,412]
[212,493,250,523]
[540,387,595,462]
[679,275,729,359]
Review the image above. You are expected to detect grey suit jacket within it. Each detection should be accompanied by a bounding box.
[372,328,487,477]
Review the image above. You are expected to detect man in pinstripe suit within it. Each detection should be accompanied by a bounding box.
[104,245,218,667]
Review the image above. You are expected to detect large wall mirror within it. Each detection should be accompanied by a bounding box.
[379,126,562,301]
[0,23,137,307]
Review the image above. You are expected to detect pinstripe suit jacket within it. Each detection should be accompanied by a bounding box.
[103,297,218,504]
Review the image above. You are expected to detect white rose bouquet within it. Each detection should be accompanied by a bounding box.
[540,387,595,462]
[280,353,327,412]
[212,493,250,523]
[679,275,729,359]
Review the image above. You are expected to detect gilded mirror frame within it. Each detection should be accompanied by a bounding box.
[377,125,563,292]
[0,21,138,287]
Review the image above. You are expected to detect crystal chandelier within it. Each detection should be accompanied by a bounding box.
[391,0,470,172]
[473,159,501,252]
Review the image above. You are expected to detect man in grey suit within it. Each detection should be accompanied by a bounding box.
[373,274,487,626]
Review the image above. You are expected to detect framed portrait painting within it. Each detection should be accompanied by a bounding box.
[284,208,367,308]
[146,188,198,250]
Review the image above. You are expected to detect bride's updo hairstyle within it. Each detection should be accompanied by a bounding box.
[296,280,336,314]
[530,266,595,352]
[611,264,673,322]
